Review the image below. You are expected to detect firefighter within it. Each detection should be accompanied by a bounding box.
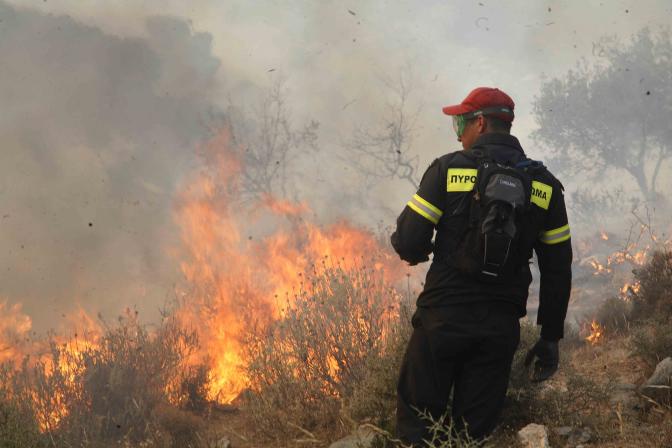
[392,87,572,444]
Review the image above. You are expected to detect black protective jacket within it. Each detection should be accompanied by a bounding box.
[391,133,572,340]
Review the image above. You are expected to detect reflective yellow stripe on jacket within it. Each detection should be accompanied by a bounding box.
[539,224,571,245]
[407,194,443,225]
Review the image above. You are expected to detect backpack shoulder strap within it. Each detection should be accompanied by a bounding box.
[515,158,546,173]
[450,150,480,167]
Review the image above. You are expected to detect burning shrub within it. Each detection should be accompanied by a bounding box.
[243,262,405,441]
[595,296,632,335]
[2,309,210,447]
[346,296,413,430]
[0,366,44,448]
[631,250,672,321]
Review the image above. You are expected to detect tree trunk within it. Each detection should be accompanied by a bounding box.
[650,146,667,195]
[632,121,651,200]
[629,163,650,200]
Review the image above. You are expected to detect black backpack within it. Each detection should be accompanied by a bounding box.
[453,151,541,281]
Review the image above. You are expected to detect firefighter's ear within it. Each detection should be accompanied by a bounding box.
[476,115,487,134]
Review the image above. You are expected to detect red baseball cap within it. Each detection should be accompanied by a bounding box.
[442,87,515,122]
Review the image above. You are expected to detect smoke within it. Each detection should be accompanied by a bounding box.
[0,2,224,328]
[1,0,671,329]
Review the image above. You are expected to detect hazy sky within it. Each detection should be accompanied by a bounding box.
[1,0,670,329]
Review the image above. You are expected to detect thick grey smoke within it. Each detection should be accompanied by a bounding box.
[1,0,671,329]
[0,2,224,328]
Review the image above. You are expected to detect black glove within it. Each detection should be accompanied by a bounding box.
[407,255,429,267]
[524,338,559,382]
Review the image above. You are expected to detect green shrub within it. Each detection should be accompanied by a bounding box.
[410,409,484,448]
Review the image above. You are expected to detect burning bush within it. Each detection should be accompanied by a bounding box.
[619,249,672,369]
[346,296,412,431]
[631,249,672,321]
[243,261,408,441]
[0,367,43,448]
[0,309,211,447]
[595,296,632,335]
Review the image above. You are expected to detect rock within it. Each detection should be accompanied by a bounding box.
[644,358,672,385]
[518,423,550,448]
[640,357,672,405]
[328,428,376,448]
[553,426,573,437]
[568,427,593,445]
[215,437,231,448]
[553,426,594,445]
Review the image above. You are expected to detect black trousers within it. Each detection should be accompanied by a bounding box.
[396,302,520,445]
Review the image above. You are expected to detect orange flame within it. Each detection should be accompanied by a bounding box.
[619,281,641,301]
[589,258,612,276]
[586,320,604,345]
[173,129,407,403]
[0,127,410,424]
[0,301,33,365]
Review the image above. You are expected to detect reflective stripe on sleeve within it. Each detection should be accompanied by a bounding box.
[539,224,571,245]
[407,194,443,225]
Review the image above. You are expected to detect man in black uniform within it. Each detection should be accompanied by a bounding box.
[392,87,572,444]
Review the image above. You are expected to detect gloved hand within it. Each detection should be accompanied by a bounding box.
[524,338,559,382]
[407,254,429,266]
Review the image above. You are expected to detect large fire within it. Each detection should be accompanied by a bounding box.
[0,128,409,431]
[171,129,407,403]
[5,128,668,431]
[0,303,104,431]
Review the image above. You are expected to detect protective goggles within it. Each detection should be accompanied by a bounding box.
[452,112,480,138]
[452,114,469,138]
[451,107,514,138]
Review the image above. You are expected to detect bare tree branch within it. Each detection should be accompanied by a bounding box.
[227,76,319,201]
[342,67,422,190]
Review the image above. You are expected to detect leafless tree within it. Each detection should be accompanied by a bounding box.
[227,76,319,200]
[343,67,422,190]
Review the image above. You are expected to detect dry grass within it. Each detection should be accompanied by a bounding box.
[486,250,672,447]
[3,250,672,447]
[237,250,672,447]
